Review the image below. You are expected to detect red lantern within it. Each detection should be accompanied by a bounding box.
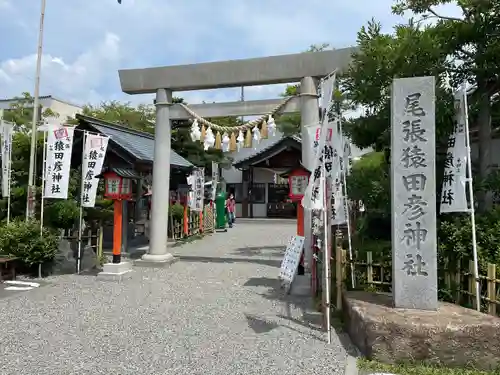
[288,168,310,201]
[103,171,133,200]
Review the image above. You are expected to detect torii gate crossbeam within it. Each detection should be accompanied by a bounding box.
[118,48,354,268]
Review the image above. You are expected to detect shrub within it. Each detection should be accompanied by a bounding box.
[0,220,59,266]
[170,203,185,221]
[347,151,390,216]
[45,200,80,230]
[438,209,500,272]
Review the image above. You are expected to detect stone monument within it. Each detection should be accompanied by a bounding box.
[390,76,437,310]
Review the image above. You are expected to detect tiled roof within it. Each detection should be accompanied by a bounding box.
[230,131,302,165]
[76,114,193,168]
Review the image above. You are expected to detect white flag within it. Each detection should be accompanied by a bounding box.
[302,74,336,210]
[331,176,347,225]
[81,133,109,207]
[1,120,13,198]
[189,168,204,212]
[44,127,74,199]
[440,90,468,213]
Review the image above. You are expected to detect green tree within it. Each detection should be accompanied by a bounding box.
[341,19,454,152]
[277,44,331,135]
[392,0,500,210]
[74,99,234,170]
[0,93,60,221]
[3,92,58,130]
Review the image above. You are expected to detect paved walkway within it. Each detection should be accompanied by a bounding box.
[0,219,349,375]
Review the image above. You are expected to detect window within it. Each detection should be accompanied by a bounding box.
[250,183,266,203]
[226,183,244,203]
[268,183,289,203]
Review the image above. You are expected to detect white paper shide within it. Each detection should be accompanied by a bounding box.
[81,134,109,207]
[1,120,13,198]
[44,127,75,199]
[440,90,468,213]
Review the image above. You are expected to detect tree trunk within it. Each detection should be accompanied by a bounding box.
[476,84,493,212]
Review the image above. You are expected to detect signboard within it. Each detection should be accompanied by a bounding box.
[391,76,437,310]
[279,235,305,285]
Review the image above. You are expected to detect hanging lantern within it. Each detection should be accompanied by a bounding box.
[190,119,201,141]
[267,115,276,136]
[236,130,244,151]
[221,133,230,152]
[252,125,261,147]
[204,126,215,150]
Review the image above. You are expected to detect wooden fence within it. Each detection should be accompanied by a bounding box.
[170,204,214,240]
[326,232,500,316]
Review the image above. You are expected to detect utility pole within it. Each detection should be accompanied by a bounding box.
[26,0,47,220]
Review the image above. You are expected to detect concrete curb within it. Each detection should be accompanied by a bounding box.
[344,354,359,375]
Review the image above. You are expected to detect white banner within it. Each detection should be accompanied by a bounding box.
[211,162,218,200]
[44,127,74,199]
[331,175,347,225]
[189,168,204,211]
[302,74,337,210]
[81,133,109,207]
[440,90,468,213]
[1,120,13,198]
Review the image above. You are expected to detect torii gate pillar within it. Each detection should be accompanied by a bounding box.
[140,88,175,264]
[300,76,320,271]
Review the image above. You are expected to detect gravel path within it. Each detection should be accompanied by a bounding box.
[0,219,348,375]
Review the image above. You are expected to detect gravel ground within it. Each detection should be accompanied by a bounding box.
[0,219,348,375]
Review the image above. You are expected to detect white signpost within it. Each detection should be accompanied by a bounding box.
[279,235,306,289]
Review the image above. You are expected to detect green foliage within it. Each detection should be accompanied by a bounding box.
[341,19,455,151]
[277,44,331,136]
[170,203,184,221]
[82,100,158,134]
[438,209,500,272]
[2,92,59,129]
[45,200,80,230]
[0,220,59,266]
[347,151,390,215]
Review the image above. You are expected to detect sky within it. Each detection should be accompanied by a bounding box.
[0,0,462,108]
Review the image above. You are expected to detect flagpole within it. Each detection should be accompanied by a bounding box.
[27,0,47,220]
[322,165,331,344]
[463,86,480,311]
[77,131,87,274]
[39,130,47,233]
[338,118,355,289]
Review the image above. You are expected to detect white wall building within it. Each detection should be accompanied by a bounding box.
[0,95,82,122]
[221,131,372,218]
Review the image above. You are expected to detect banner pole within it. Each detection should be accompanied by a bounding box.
[463,86,480,311]
[77,131,87,274]
[40,130,47,233]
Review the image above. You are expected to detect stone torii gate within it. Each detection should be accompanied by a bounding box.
[118,48,355,266]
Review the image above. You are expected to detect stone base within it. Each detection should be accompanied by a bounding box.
[134,253,178,268]
[97,262,133,281]
[342,291,500,371]
[290,274,311,296]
